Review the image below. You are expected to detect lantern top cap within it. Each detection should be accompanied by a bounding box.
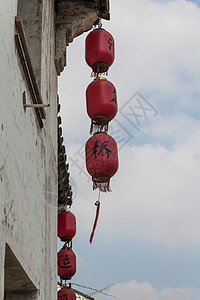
[59,209,70,213]
[60,244,73,251]
[93,131,108,136]
[94,77,107,81]
[93,27,105,31]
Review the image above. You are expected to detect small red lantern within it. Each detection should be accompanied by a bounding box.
[86,77,117,134]
[85,28,115,75]
[58,246,76,280]
[58,287,76,300]
[85,132,118,192]
[58,210,76,242]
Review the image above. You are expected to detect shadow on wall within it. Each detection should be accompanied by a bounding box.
[4,243,38,300]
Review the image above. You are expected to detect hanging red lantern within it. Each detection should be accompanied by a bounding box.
[58,210,76,242]
[86,77,117,134]
[85,28,115,75]
[57,246,76,280]
[85,132,118,192]
[58,287,76,300]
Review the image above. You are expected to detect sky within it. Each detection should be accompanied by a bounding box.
[58,0,200,299]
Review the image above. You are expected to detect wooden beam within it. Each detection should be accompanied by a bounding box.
[24,104,50,108]
[15,16,46,128]
[15,34,43,128]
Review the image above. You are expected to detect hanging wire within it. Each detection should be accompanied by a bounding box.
[71,282,117,299]
[66,239,72,250]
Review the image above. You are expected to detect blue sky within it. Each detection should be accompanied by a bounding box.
[69,238,200,289]
[58,0,200,299]
[187,0,200,6]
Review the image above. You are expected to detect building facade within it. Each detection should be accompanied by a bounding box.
[0,1,109,299]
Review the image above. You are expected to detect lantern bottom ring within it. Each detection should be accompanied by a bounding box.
[92,62,109,76]
[90,115,109,134]
[60,276,72,280]
[92,174,111,192]
[60,237,72,242]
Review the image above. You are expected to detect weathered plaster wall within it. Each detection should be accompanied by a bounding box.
[0,0,57,299]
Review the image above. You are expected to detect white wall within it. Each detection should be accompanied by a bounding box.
[0,0,57,299]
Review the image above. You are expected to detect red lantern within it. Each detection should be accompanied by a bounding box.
[58,246,76,280]
[85,132,118,192]
[85,28,115,75]
[58,287,76,300]
[58,210,76,242]
[86,77,117,134]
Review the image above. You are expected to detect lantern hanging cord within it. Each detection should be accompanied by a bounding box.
[89,190,101,244]
[94,17,102,29]
[98,18,102,28]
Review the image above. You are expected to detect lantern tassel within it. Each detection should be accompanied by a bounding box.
[91,62,109,77]
[92,174,112,192]
[93,181,111,192]
[89,192,101,244]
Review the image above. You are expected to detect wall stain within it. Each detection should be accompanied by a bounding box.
[2,200,15,228]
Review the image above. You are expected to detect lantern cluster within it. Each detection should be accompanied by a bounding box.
[57,210,76,298]
[85,26,119,192]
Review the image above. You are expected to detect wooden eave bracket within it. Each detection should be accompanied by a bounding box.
[54,0,110,75]
[97,0,110,20]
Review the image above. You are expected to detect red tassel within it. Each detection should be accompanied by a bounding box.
[89,200,101,244]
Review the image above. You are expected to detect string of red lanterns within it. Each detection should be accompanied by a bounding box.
[85,21,119,243]
[57,210,77,298]
[57,18,119,300]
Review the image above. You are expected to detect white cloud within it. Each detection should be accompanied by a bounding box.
[108,0,200,100]
[95,281,200,300]
[144,114,200,144]
[70,128,200,248]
